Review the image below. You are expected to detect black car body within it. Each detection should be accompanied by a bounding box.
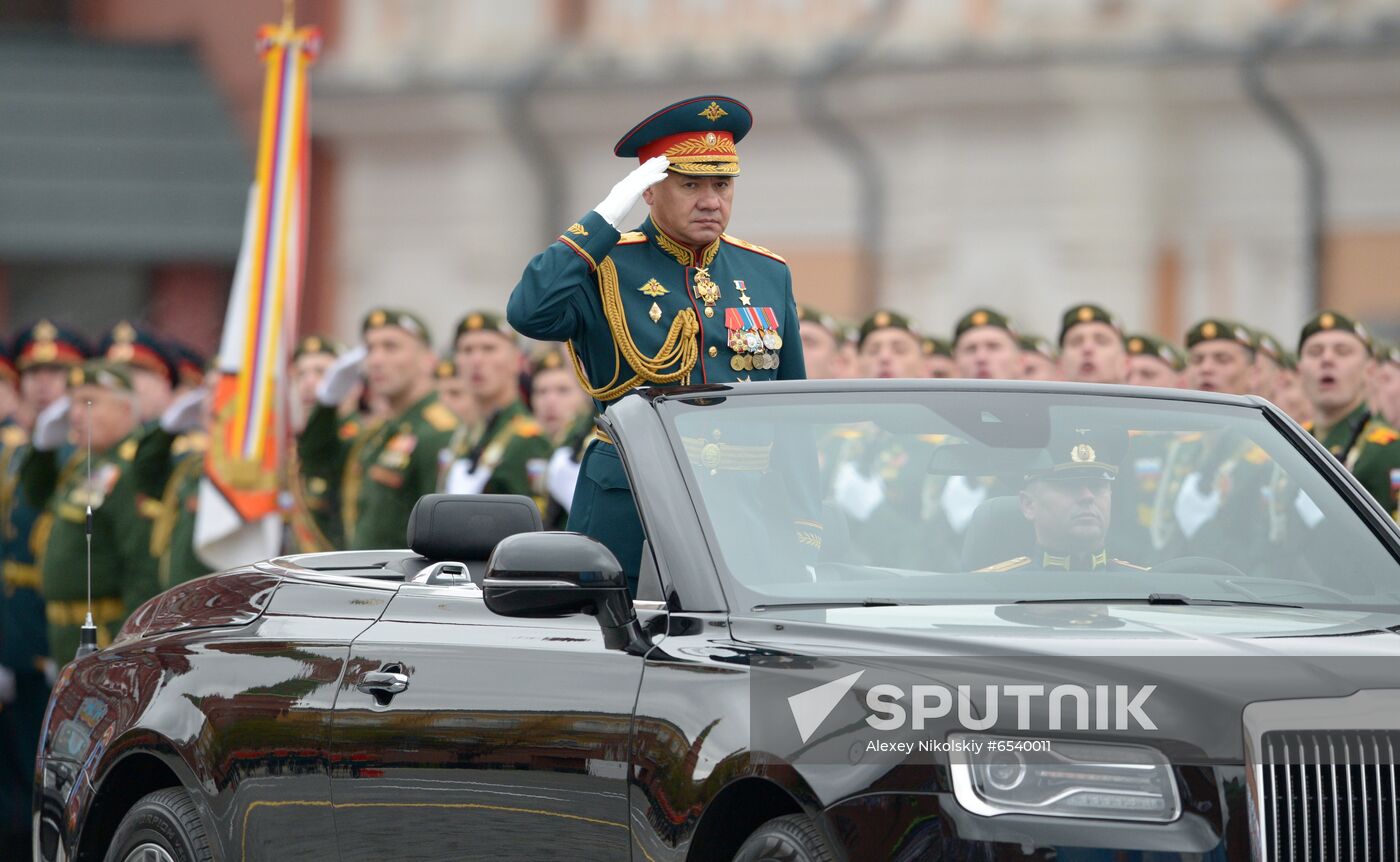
[34,381,1400,861]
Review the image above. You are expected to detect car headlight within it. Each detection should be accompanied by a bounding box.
[948,734,1181,822]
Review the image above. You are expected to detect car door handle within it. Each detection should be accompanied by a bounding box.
[358,671,409,695]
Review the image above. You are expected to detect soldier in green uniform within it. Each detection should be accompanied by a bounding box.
[1125,333,1183,389]
[1058,303,1129,385]
[922,335,956,380]
[442,312,552,512]
[527,348,594,531]
[98,321,177,424]
[507,95,807,591]
[287,336,357,553]
[1150,319,1276,566]
[978,430,1150,573]
[798,305,849,380]
[952,307,1021,380]
[1019,333,1059,381]
[23,362,157,663]
[0,322,85,854]
[1374,341,1400,430]
[298,309,459,550]
[1296,311,1400,520]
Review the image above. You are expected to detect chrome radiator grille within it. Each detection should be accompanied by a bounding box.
[1258,731,1399,862]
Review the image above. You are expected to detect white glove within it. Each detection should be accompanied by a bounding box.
[832,461,886,523]
[1173,473,1221,540]
[160,388,207,434]
[444,459,491,496]
[33,396,71,451]
[315,345,367,407]
[940,475,988,534]
[594,156,670,229]
[546,446,582,512]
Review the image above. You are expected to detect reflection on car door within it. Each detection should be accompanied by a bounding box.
[328,582,645,861]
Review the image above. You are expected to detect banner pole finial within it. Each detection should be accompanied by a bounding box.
[282,0,295,29]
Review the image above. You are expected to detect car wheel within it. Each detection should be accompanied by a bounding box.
[103,787,213,862]
[732,814,835,862]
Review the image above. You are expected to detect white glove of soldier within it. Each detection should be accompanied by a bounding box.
[315,345,367,408]
[593,155,671,229]
[160,388,207,434]
[444,459,491,496]
[546,445,582,512]
[832,461,886,523]
[1173,472,1221,539]
[33,396,72,451]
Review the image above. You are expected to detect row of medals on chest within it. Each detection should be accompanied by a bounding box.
[647,267,782,372]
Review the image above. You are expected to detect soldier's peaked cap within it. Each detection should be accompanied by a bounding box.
[614,96,752,178]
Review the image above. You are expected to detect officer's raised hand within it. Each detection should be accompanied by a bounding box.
[315,344,367,407]
[594,155,670,228]
[33,395,71,451]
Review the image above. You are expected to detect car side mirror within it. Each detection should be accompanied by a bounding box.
[483,532,648,653]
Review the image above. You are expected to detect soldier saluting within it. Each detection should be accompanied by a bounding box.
[507,96,806,591]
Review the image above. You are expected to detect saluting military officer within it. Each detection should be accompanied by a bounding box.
[1296,311,1400,520]
[287,336,358,553]
[98,321,177,424]
[507,95,807,590]
[1059,304,1129,385]
[442,312,552,511]
[952,308,1021,380]
[978,429,1149,573]
[26,362,157,663]
[299,309,459,550]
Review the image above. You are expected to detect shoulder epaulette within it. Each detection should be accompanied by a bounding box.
[339,419,361,440]
[1,425,27,448]
[1243,444,1270,465]
[720,234,787,264]
[1367,426,1399,446]
[917,434,948,445]
[510,416,542,439]
[1113,558,1152,572]
[1301,421,1315,433]
[977,556,1031,573]
[423,403,459,433]
[616,231,647,245]
[118,438,139,461]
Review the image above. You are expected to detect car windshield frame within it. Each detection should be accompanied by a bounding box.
[649,380,1400,616]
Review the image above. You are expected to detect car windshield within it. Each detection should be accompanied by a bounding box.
[657,386,1400,614]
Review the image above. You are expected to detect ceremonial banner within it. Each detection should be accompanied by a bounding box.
[195,13,320,569]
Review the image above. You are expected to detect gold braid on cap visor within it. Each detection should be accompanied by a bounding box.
[568,258,699,402]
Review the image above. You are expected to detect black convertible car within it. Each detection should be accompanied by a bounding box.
[34,381,1400,861]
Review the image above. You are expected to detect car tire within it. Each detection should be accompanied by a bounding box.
[732,814,835,862]
[103,787,213,862]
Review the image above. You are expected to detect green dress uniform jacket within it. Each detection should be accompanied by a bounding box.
[300,392,459,550]
[23,434,158,664]
[443,400,552,512]
[507,211,806,590]
[1307,403,1400,520]
[131,427,214,590]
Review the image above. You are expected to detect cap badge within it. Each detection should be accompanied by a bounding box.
[970,310,989,327]
[1128,338,1143,352]
[368,310,387,328]
[1201,321,1218,339]
[34,320,57,342]
[467,313,484,330]
[874,311,892,328]
[113,322,136,343]
[1071,443,1096,463]
[69,367,83,386]
[699,102,728,122]
[705,132,717,146]
[305,337,321,351]
[1319,312,1336,329]
[1077,306,1094,322]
